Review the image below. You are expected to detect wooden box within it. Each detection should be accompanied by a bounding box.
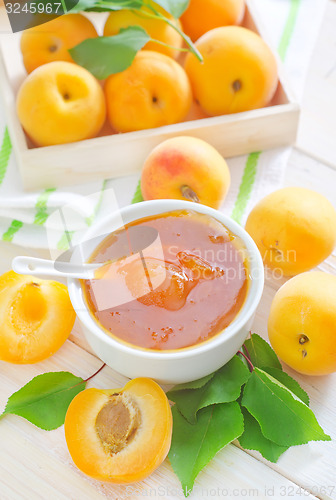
[0,1,300,191]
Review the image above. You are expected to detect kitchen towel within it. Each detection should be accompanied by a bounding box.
[0,0,328,252]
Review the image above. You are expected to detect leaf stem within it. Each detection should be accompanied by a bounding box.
[129,5,203,62]
[237,350,254,373]
[149,38,191,53]
[84,363,106,383]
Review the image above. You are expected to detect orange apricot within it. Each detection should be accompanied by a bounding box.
[181,0,245,42]
[141,136,231,208]
[20,14,98,74]
[104,2,183,59]
[64,378,172,483]
[104,51,192,133]
[184,26,278,116]
[0,271,76,364]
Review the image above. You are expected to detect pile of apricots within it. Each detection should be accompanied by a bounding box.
[16,0,279,146]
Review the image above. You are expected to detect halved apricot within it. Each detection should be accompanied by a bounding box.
[64,378,172,483]
[0,271,76,364]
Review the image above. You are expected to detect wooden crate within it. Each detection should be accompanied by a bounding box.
[0,1,300,191]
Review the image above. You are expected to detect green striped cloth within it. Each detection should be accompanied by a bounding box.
[0,0,327,250]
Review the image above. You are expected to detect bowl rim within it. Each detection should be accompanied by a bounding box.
[68,199,264,360]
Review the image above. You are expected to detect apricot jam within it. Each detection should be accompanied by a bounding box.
[83,210,249,350]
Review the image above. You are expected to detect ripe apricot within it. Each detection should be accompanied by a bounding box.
[17,61,106,147]
[64,378,172,483]
[268,272,336,376]
[0,271,75,364]
[245,187,336,276]
[20,14,98,74]
[141,136,231,208]
[184,26,278,116]
[104,51,192,133]
[104,3,183,59]
[181,0,245,42]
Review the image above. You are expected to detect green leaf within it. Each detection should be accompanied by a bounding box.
[1,372,86,430]
[263,367,309,406]
[131,180,144,204]
[169,402,244,495]
[244,333,282,370]
[67,0,98,12]
[154,0,189,18]
[242,368,331,447]
[239,408,289,463]
[71,0,142,12]
[70,27,151,79]
[167,373,215,393]
[168,356,250,423]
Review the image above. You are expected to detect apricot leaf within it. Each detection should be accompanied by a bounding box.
[241,368,331,446]
[70,27,151,79]
[239,408,289,463]
[262,367,309,406]
[154,0,189,18]
[167,356,250,423]
[1,372,86,431]
[69,0,142,13]
[244,333,282,370]
[132,180,144,204]
[169,402,244,495]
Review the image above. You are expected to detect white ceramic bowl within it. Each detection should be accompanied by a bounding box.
[68,200,264,384]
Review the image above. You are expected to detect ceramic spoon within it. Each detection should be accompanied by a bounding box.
[12,256,102,280]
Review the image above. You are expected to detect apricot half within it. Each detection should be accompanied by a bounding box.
[0,271,75,364]
[64,378,172,483]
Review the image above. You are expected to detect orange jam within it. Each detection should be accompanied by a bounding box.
[83,210,249,350]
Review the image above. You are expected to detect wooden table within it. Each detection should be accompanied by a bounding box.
[1,3,336,499]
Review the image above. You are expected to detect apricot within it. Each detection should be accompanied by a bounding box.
[181,0,245,42]
[104,51,192,133]
[245,187,336,276]
[104,3,183,59]
[268,272,336,376]
[0,271,75,364]
[20,14,98,74]
[16,61,106,147]
[184,26,278,116]
[141,136,231,208]
[64,378,172,483]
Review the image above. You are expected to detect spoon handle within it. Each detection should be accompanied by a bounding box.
[12,256,97,280]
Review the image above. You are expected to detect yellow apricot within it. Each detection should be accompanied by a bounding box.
[245,187,336,276]
[20,14,98,74]
[16,61,106,147]
[184,26,278,116]
[268,272,336,376]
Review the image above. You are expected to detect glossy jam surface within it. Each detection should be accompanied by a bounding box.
[83,210,249,350]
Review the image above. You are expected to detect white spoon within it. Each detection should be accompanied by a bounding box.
[12,256,103,280]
